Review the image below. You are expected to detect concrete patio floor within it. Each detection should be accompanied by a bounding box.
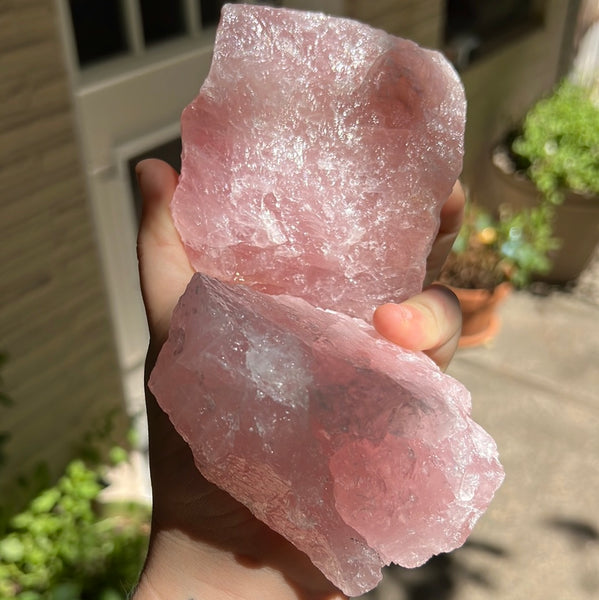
[361,289,599,600]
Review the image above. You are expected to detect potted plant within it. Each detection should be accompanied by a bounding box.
[491,80,599,283]
[439,201,557,347]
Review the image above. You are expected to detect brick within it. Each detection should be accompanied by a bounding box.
[0,140,80,198]
[0,109,75,163]
[0,38,65,80]
[0,74,70,131]
[0,172,85,227]
[0,1,56,52]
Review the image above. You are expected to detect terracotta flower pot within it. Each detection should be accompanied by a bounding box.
[488,150,599,284]
[450,282,512,348]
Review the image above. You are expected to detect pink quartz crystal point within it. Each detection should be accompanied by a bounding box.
[149,274,505,597]
[171,3,466,320]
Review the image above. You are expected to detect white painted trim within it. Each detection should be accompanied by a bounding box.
[86,170,148,373]
[54,0,80,83]
[114,121,182,174]
[122,0,145,56]
[64,31,214,409]
[184,0,201,34]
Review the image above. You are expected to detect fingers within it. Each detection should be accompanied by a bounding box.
[425,181,466,286]
[136,159,194,346]
[373,285,462,370]
[439,180,466,236]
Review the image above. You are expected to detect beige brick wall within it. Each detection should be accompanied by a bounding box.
[0,0,125,499]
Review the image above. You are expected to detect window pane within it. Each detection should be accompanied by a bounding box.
[444,0,538,69]
[140,0,186,45]
[445,0,534,39]
[199,0,227,29]
[69,0,128,67]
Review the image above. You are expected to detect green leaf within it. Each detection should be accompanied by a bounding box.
[99,588,126,600]
[48,581,82,600]
[30,488,61,515]
[108,446,128,466]
[0,534,25,562]
[17,592,43,600]
[513,81,599,202]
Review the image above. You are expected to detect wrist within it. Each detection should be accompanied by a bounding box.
[133,527,347,600]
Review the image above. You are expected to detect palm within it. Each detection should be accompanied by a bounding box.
[136,159,463,597]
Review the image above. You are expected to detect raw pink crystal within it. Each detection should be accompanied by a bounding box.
[172,3,466,320]
[150,4,504,596]
[149,274,505,597]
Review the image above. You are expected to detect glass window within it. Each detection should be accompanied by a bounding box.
[199,0,228,29]
[68,0,128,66]
[444,0,542,70]
[140,0,186,45]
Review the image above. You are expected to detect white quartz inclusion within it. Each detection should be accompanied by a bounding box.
[245,330,312,409]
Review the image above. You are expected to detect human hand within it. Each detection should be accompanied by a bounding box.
[135,158,344,600]
[133,159,463,599]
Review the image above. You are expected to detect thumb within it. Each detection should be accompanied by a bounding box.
[136,159,193,345]
[373,285,462,370]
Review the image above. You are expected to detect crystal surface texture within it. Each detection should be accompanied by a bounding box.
[150,4,504,596]
[171,3,466,320]
[150,274,505,596]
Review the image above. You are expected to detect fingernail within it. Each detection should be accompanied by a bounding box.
[393,303,415,322]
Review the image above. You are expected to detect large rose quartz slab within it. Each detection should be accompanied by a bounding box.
[171,3,466,320]
[149,274,505,597]
[150,4,504,596]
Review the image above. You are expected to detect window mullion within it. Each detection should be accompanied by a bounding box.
[122,0,145,55]
[184,0,201,35]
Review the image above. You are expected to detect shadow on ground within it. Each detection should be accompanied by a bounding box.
[359,538,508,600]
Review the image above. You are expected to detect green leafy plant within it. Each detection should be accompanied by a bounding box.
[0,352,147,598]
[439,201,558,290]
[0,458,149,599]
[511,80,599,205]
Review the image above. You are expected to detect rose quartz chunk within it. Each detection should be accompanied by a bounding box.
[149,274,504,597]
[151,5,504,596]
[171,3,466,320]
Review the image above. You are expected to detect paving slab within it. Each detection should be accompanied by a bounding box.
[361,291,599,600]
